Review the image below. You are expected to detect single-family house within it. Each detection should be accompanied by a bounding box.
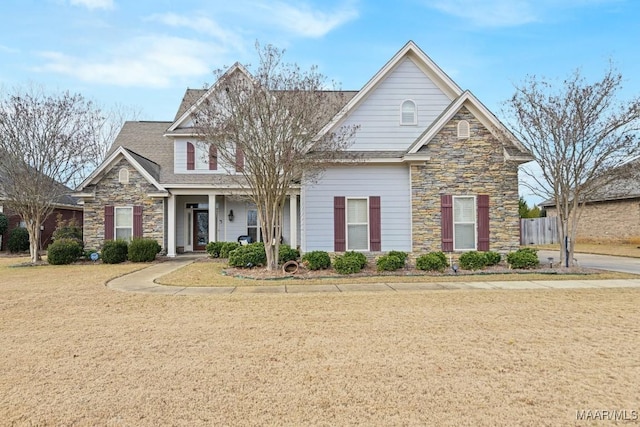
[76,41,532,256]
[0,168,82,251]
[540,158,640,242]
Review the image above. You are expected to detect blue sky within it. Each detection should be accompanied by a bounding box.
[1,0,639,202]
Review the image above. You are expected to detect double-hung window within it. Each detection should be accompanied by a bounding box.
[453,196,476,250]
[115,207,133,241]
[346,198,369,251]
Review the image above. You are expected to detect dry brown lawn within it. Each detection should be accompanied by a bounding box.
[2,255,640,426]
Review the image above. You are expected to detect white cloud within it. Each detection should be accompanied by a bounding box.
[69,0,114,10]
[257,1,359,38]
[146,13,244,50]
[36,36,221,88]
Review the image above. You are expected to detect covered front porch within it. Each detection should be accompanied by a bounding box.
[165,190,300,257]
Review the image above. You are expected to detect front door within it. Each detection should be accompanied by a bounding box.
[193,210,209,251]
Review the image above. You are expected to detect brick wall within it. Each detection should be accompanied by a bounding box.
[546,198,640,241]
[82,158,164,250]
[411,107,521,254]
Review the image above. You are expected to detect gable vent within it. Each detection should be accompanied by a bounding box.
[457,120,470,139]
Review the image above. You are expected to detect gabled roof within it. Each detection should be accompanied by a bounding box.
[315,40,464,141]
[167,62,254,133]
[406,90,533,162]
[540,157,640,206]
[76,145,165,193]
[0,153,80,208]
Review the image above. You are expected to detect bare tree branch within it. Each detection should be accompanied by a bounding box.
[0,85,108,263]
[505,63,640,265]
[194,42,357,270]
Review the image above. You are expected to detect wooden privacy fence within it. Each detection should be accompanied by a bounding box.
[520,217,558,245]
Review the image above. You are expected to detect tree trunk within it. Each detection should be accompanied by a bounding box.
[27,221,42,263]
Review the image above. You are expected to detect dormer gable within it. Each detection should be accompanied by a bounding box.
[166,63,255,134]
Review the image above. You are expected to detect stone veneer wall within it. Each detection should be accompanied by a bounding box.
[83,157,164,250]
[546,198,640,242]
[411,107,521,254]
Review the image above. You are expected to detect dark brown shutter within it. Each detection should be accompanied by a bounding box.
[133,205,143,238]
[104,206,114,241]
[235,146,244,172]
[477,195,490,251]
[334,196,346,252]
[209,145,217,170]
[187,142,195,170]
[441,194,453,252]
[369,196,381,251]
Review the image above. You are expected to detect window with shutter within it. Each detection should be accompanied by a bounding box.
[347,198,368,251]
[441,195,453,252]
[235,146,244,172]
[209,145,217,170]
[369,196,381,251]
[186,142,195,170]
[477,195,490,251]
[104,206,114,241]
[334,197,345,252]
[453,196,476,250]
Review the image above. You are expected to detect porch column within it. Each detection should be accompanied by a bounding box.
[167,193,176,257]
[289,194,297,249]
[208,193,217,243]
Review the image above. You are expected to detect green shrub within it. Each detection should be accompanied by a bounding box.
[0,212,8,235]
[7,227,29,253]
[485,251,502,266]
[220,242,240,258]
[101,239,129,264]
[47,238,83,265]
[507,248,540,269]
[458,251,488,270]
[376,254,404,272]
[279,244,299,264]
[345,251,367,268]
[416,252,448,272]
[206,241,225,258]
[228,242,266,268]
[301,251,331,270]
[333,255,363,274]
[387,250,408,265]
[128,238,161,262]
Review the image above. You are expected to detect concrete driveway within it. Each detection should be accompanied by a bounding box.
[538,250,640,275]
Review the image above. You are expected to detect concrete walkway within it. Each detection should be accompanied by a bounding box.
[107,256,640,296]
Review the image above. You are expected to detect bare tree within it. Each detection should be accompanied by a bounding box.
[194,43,357,270]
[0,85,106,263]
[506,64,640,266]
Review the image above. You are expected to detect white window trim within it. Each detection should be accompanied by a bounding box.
[400,100,418,126]
[118,167,129,184]
[114,206,133,241]
[194,142,210,171]
[346,197,369,252]
[457,120,470,139]
[453,196,476,251]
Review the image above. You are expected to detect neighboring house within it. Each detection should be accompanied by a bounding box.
[540,158,640,241]
[76,41,532,256]
[0,171,82,251]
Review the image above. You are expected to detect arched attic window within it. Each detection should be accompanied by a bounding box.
[118,167,129,184]
[457,120,470,139]
[400,100,417,125]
